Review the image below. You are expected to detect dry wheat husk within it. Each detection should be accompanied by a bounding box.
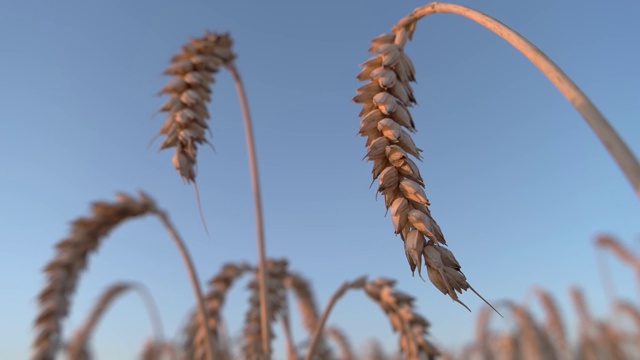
[32,193,155,360]
[242,259,288,360]
[355,23,499,316]
[155,32,234,182]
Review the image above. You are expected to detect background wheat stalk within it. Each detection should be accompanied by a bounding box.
[65,282,165,359]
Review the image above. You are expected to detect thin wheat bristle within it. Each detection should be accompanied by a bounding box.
[155,32,234,183]
[32,192,156,360]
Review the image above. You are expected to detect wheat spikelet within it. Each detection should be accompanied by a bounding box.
[355,19,500,316]
[155,32,234,182]
[242,259,288,360]
[363,277,439,360]
[324,326,354,360]
[183,262,252,360]
[285,272,333,359]
[32,192,155,360]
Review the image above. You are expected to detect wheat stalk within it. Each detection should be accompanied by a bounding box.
[305,276,367,360]
[285,272,333,359]
[32,192,215,360]
[156,32,271,355]
[65,282,164,359]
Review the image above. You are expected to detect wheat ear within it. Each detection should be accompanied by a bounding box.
[32,192,215,360]
[355,11,498,316]
[65,282,164,359]
[242,259,288,360]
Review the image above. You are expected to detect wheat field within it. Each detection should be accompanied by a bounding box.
[1,1,639,359]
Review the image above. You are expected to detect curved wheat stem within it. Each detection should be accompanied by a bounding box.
[392,2,640,198]
[324,326,354,360]
[285,272,333,359]
[306,277,438,360]
[65,282,164,359]
[32,192,215,360]
[305,276,367,360]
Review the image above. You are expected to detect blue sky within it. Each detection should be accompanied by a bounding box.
[1,1,639,358]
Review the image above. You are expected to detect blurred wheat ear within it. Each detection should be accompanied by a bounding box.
[355,1,640,313]
[31,192,215,360]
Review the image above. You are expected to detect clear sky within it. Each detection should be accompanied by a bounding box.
[1,1,639,359]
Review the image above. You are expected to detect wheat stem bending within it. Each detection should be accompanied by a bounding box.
[305,276,367,360]
[393,2,640,199]
[65,282,165,359]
